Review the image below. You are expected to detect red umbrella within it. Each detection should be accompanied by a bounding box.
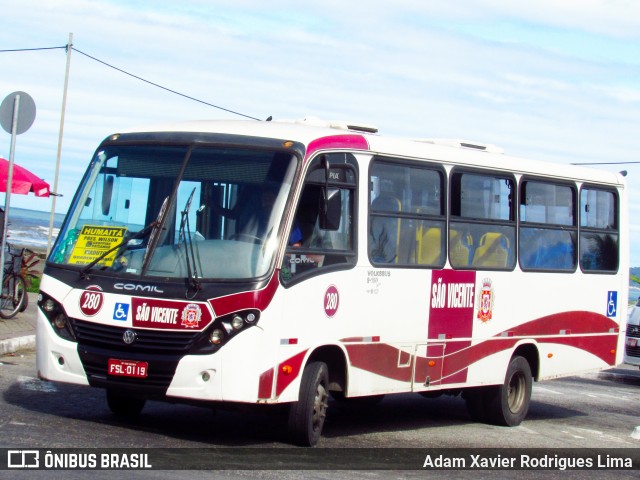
[0,156,50,197]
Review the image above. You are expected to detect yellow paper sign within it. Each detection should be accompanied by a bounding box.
[68,225,128,266]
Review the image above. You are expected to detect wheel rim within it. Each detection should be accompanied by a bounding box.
[312,382,329,432]
[507,371,526,413]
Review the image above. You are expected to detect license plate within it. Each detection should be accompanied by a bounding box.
[108,359,148,378]
[627,338,638,348]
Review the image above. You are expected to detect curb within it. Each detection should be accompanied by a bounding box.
[0,334,36,356]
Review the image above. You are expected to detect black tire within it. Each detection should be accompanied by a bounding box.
[0,274,26,319]
[483,356,532,426]
[106,390,146,418]
[288,361,330,446]
[19,286,28,312]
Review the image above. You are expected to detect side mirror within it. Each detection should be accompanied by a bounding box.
[101,175,114,216]
[319,188,342,231]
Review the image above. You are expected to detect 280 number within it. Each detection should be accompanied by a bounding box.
[325,292,338,310]
[324,285,339,317]
[79,289,104,316]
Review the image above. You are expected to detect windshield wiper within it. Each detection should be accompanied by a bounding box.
[140,195,171,275]
[79,219,159,279]
[178,187,202,298]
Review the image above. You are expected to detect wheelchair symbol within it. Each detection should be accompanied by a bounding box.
[113,303,129,321]
[606,291,617,318]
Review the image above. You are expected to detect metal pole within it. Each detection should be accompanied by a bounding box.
[0,94,21,292]
[46,32,73,255]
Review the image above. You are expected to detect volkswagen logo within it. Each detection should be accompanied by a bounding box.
[122,329,137,345]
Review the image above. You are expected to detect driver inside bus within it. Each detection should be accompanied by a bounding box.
[209,185,280,241]
[285,186,326,275]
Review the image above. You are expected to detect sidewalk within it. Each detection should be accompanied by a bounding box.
[0,291,38,355]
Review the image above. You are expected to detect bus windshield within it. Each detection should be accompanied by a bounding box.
[50,143,297,280]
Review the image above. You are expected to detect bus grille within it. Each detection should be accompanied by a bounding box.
[79,346,178,391]
[71,318,201,354]
[627,325,640,358]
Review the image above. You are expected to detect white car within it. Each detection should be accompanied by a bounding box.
[625,298,640,368]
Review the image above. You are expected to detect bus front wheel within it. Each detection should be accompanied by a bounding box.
[484,355,532,426]
[287,361,329,446]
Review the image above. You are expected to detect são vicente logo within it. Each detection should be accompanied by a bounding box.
[476,278,494,323]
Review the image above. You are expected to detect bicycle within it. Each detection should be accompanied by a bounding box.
[20,248,41,306]
[0,244,27,319]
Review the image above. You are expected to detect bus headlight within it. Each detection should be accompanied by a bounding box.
[43,299,56,313]
[37,292,76,342]
[190,309,261,354]
[53,313,68,329]
[209,329,224,345]
[231,315,244,330]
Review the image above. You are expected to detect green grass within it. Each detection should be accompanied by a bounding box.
[26,274,41,293]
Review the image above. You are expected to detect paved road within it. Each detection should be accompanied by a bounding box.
[1,350,639,479]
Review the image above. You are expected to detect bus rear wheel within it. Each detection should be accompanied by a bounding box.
[484,355,532,426]
[106,390,146,418]
[287,361,329,446]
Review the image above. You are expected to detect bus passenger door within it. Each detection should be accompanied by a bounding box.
[425,270,476,386]
[413,343,445,389]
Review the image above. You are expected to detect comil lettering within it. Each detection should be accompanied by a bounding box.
[431,278,475,309]
[114,283,164,293]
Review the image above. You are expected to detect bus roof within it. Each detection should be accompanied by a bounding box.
[119,118,626,187]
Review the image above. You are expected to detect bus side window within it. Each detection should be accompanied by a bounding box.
[370,191,402,263]
[519,180,577,272]
[369,159,445,268]
[450,171,516,271]
[579,187,618,272]
[280,156,357,285]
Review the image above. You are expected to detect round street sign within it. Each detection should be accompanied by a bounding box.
[0,91,36,135]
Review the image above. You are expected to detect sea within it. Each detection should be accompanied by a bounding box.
[4,207,65,252]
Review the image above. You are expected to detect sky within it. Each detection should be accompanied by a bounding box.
[1,0,640,263]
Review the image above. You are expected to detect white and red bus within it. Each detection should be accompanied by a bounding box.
[36,118,628,446]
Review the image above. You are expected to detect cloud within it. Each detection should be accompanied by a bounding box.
[425,0,640,38]
[592,85,640,103]
[1,0,640,264]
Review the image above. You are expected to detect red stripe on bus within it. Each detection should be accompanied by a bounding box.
[276,350,308,397]
[501,311,619,337]
[258,367,275,399]
[345,343,413,383]
[305,134,369,160]
[208,272,280,317]
[345,312,618,383]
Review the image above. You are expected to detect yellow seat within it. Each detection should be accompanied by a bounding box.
[416,226,442,265]
[449,229,472,267]
[472,232,509,268]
